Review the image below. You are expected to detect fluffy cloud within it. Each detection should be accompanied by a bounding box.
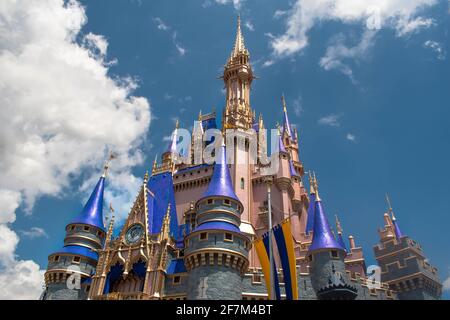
[346,133,357,142]
[214,0,245,10]
[0,0,151,299]
[318,114,341,127]
[319,30,376,83]
[424,40,446,60]
[19,227,49,239]
[271,0,438,58]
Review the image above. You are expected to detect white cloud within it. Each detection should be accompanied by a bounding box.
[19,227,49,239]
[346,133,357,142]
[424,40,446,60]
[270,0,438,58]
[214,0,245,10]
[153,17,186,57]
[244,21,254,31]
[153,17,169,31]
[0,0,151,299]
[319,30,376,83]
[318,114,341,127]
[292,96,304,117]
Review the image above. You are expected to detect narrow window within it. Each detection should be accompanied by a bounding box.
[83,226,90,232]
[54,255,60,262]
[224,233,233,242]
[224,199,231,206]
[331,250,339,259]
[207,199,214,205]
[240,178,244,189]
[200,232,208,241]
[173,276,181,284]
[73,256,81,264]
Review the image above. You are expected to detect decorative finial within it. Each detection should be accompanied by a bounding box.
[144,171,149,183]
[199,110,202,121]
[313,172,321,201]
[102,152,117,178]
[335,215,343,235]
[308,171,315,194]
[153,155,158,168]
[175,119,179,129]
[282,94,287,112]
[385,193,396,219]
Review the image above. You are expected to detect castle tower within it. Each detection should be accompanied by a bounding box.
[306,180,357,300]
[42,164,108,300]
[222,16,254,131]
[222,16,255,236]
[373,196,442,300]
[184,144,250,300]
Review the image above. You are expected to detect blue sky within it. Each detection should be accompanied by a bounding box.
[2,0,449,299]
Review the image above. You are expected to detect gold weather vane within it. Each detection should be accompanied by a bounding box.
[102,152,117,178]
[385,193,396,219]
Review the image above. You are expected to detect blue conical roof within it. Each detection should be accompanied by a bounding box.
[70,176,105,231]
[201,145,239,202]
[337,233,347,252]
[309,199,345,252]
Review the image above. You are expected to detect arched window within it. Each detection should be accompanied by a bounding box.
[240,178,245,189]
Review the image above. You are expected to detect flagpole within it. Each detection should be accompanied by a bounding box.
[265,176,274,300]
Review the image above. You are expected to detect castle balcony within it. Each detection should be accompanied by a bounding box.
[257,203,274,227]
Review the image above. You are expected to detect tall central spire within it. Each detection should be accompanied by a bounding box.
[232,15,246,57]
[222,16,254,130]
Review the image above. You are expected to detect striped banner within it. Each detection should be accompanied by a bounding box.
[273,219,299,300]
[254,235,281,300]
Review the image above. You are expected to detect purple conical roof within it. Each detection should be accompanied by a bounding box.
[201,145,239,202]
[70,176,105,230]
[308,200,345,252]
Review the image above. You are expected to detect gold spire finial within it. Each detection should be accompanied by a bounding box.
[385,193,396,220]
[282,94,287,112]
[335,214,343,234]
[199,110,202,121]
[144,171,149,183]
[313,172,321,201]
[102,152,117,178]
[232,15,246,57]
[308,171,315,194]
[175,119,179,129]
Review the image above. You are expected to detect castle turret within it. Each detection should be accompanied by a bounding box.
[184,143,250,300]
[307,180,357,300]
[42,163,108,300]
[373,195,442,300]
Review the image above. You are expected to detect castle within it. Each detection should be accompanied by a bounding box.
[41,18,442,300]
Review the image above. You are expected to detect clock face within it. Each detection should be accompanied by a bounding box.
[125,224,144,245]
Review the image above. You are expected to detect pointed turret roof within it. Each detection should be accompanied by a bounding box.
[282,95,293,138]
[335,215,348,251]
[392,214,404,239]
[70,175,106,231]
[308,181,345,252]
[201,144,239,202]
[232,15,247,58]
